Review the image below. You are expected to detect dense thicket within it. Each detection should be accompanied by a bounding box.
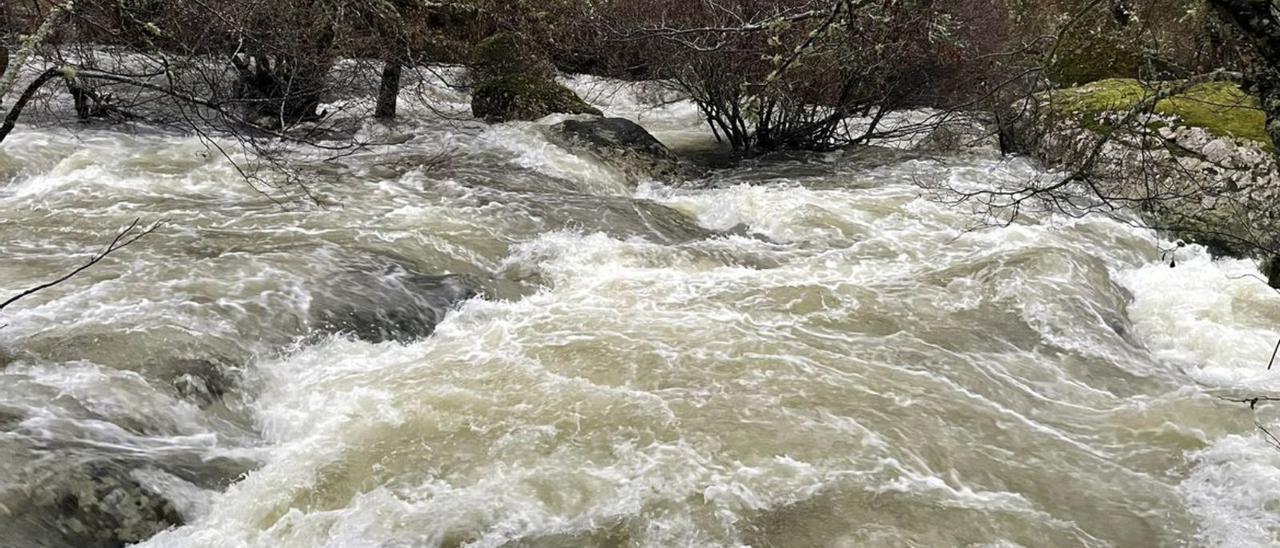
[0,0,1276,156]
[577,0,1007,151]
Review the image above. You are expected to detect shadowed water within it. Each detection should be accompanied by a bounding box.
[1,74,1279,547]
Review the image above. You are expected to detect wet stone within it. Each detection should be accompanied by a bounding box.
[17,463,183,548]
[310,259,478,344]
[165,359,235,408]
[548,117,683,182]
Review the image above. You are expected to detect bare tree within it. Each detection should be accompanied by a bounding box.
[0,0,478,202]
[587,0,1009,154]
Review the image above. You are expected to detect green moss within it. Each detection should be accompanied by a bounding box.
[470,33,553,83]
[1048,35,1142,87]
[472,74,602,122]
[1044,78,1273,150]
[1160,82,1270,146]
[467,32,601,123]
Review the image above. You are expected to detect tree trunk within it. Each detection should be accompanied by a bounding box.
[231,53,331,127]
[375,61,401,120]
[0,68,60,142]
[67,78,98,120]
[0,0,9,75]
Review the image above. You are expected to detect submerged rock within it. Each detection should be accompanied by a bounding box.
[310,259,477,344]
[548,117,681,181]
[5,463,184,548]
[913,113,1001,154]
[468,33,601,123]
[163,359,236,408]
[0,403,23,428]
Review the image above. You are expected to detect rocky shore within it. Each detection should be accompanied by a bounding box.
[1005,78,1280,284]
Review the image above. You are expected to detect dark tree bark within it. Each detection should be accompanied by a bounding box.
[1110,0,1132,26]
[375,60,401,119]
[0,68,61,142]
[0,0,10,78]
[231,53,330,127]
[66,77,105,120]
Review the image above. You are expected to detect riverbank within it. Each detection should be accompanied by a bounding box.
[1006,78,1280,284]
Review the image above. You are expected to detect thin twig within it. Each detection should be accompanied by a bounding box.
[0,218,165,313]
[1266,337,1280,371]
[1258,422,1280,451]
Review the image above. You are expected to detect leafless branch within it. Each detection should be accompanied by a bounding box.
[0,218,165,313]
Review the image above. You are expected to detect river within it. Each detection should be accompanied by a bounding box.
[1,72,1279,547]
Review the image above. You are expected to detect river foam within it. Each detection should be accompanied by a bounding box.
[0,71,1278,547]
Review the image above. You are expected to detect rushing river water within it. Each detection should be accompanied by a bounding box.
[2,73,1280,548]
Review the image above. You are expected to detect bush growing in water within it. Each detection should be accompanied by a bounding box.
[586,0,1014,154]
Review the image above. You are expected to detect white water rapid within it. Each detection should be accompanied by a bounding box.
[1,71,1279,548]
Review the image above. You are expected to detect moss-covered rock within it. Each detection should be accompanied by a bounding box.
[1010,77,1280,274]
[1048,34,1143,87]
[1043,78,1272,150]
[467,33,601,123]
[469,33,554,84]
[472,73,602,123]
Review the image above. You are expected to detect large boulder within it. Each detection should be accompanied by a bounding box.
[1006,78,1280,282]
[310,259,477,344]
[469,33,601,123]
[164,359,237,408]
[548,117,681,181]
[472,74,602,123]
